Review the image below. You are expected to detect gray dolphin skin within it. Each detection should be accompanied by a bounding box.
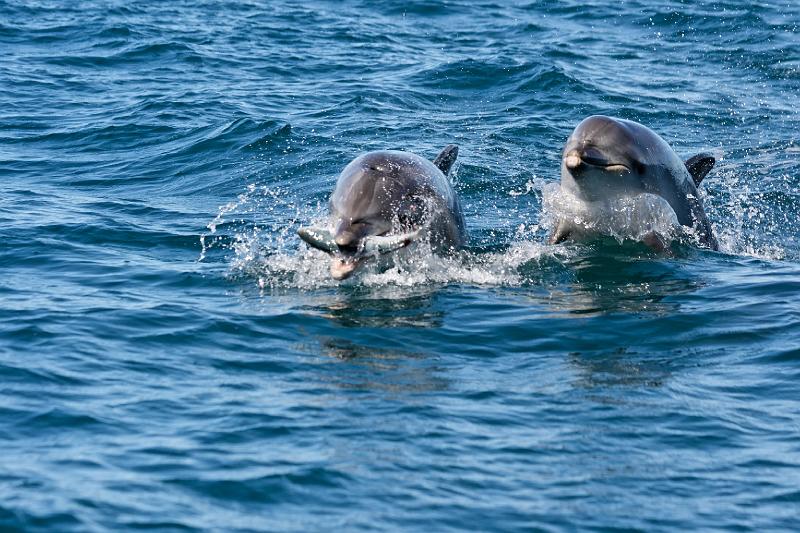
[550,115,718,250]
[298,146,467,280]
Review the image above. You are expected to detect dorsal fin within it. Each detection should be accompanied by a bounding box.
[433,144,458,176]
[685,153,715,186]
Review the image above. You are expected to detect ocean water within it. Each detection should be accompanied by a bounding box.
[2,0,800,530]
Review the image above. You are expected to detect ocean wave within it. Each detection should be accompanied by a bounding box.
[2,1,800,530]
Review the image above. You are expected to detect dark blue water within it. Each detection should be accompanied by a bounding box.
[2,1,800,530]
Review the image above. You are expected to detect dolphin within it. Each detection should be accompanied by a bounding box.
[549,115,718,250]
[298,146,467,280]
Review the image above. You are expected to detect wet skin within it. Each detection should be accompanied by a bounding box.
[552,115,718,250]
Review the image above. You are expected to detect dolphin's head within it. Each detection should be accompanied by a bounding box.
[300,152,428,280]
[560,115,650,201]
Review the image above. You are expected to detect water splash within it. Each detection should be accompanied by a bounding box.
[539,183,681,244]
[706,154,796,260]
[537,173,796,261]
[203,184,569,291]
[207,155,796,293]
[199,183,317,263]
[244,232,566,291]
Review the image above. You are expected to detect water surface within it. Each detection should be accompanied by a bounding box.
[2,1,800,531]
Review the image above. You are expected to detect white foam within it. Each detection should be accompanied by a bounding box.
[199,183,570,291]
[234,232,567,291]
[540,183,680,243]
[702,162,792,261]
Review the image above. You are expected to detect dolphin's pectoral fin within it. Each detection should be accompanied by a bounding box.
[362,229,422,255]
[641,230,672,254]
[433,144,459,176]
[297,226,337,254]
[685,153,716,186]
[548,222,571,245]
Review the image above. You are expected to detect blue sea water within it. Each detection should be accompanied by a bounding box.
[2,0,800,530]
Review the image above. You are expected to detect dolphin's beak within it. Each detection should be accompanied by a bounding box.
[565,150,583,170]
[298,226,365,280]
[564,148,630,173]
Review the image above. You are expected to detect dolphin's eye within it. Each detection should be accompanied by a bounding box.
[635,162,646,174]
[396,195,426,228]
[400,195,423,212]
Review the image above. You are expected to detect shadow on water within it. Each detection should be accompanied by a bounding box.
[516,240,713,392]
[293,284,445,329]
[237,235,714,396]
[568,347,673,393]
[527,239,705,317]
[310,338,450,395]
[260,282,455,393]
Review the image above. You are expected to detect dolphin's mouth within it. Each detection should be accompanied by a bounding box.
[565,149,631,173]
[297,226,422,280]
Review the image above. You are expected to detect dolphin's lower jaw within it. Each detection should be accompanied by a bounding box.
[561,153,639,205]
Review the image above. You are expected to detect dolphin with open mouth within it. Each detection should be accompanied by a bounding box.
[298,145,467,280]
